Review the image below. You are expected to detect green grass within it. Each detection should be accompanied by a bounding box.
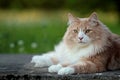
[0,20,67,54]
[0,10,119,54]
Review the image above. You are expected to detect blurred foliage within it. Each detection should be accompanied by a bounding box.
[0,0,119,21]
[0,0,118,12]
[0,11,67,53]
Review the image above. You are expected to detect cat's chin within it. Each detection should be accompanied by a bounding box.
[78,41,88,44]
[78,41,86,44]
[78,42,90,48]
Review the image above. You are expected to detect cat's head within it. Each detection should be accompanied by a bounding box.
[63,12,111,49]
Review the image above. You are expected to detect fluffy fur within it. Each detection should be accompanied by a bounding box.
[31,12,120,75]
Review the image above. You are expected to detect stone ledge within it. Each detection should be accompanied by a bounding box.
[0,74,119,80]
[0,54,120,80]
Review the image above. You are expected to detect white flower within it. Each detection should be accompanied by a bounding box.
[31,42,38,49]
[18,40,24,46]
[9,43,15,48]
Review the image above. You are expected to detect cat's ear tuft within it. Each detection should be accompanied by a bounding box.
[88,12,98,26]
[68,13,77,25]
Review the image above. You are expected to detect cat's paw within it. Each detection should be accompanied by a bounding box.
[31,55,45,67]
[48,64,63,73]
[58,67,75,75]
[31,55,52,67]
[31,55,41,63]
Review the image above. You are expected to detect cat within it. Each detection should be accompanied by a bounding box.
[31,12,120,75]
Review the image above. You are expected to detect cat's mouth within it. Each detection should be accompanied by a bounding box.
[78,41,91,48]
[78,39,90,44]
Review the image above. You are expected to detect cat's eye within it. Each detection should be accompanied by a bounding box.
[85,29,91,34]
[73,29,78,33]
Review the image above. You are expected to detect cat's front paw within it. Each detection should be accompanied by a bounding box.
[31,55,52,67]
[31,55,45,67]
[48,64,62,73]
[31,55,41,63]
[58,67,75,75]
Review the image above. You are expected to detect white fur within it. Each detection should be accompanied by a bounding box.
[31,41,96,67]
[31,54,54,67]
[78,29,84,38]
[54,42,95,64]
[48,64,63,73]
[58,67,75,75]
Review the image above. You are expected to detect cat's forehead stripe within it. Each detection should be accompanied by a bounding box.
[79,28,84,32]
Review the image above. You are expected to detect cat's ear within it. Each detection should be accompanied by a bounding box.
[89,12,98,21]
[68,13,78,25]
[88,12,98,26]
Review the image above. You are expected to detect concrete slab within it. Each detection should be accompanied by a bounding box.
[0,54,120,80]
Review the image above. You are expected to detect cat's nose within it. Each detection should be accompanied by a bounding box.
[79,37,83,40]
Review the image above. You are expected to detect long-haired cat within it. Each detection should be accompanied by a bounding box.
[31,12,120,75]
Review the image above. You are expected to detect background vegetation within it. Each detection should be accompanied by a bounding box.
[0,0,119,54]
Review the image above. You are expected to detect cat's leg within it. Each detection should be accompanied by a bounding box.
[48,62,71,73]
[58,61,106,75]
[31,52,59,67]
[48,64,63,73]
[108,54,120,70]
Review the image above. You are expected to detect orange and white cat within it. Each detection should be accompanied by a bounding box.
[31,12,120,75]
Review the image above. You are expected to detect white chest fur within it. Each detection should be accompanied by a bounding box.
[56,43,95,63]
